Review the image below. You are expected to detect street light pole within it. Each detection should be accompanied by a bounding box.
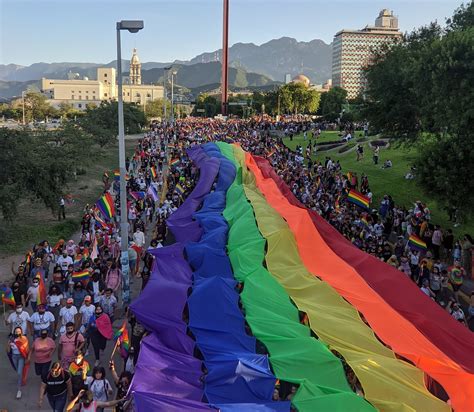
[116,20,144,305]
[22,91,26,125]
[163,67,171,123]
[170,71,176,124]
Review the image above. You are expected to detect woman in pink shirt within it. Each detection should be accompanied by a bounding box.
[105,262,122,293]
[28,329,56,380]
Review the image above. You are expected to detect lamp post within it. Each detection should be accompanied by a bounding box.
[116,19,144,305]
[163,66,171,122]
[22,91,26,125]
[170,71,177,124]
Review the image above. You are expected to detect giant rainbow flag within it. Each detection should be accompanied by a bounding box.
[129,143,474,412]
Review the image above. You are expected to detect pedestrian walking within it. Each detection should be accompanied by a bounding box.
[6,326,30,399]
[29,329,56,380]
[39,362,72,412]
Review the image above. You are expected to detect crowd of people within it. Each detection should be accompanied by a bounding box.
[2,116,473,410]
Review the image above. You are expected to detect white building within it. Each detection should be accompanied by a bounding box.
[41,49,163,110]
[332,10,401,98]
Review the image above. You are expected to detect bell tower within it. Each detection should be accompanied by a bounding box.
[130,48,142,85]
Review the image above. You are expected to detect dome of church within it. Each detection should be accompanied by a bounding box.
[131,48,140,64]
[292,74,311,87]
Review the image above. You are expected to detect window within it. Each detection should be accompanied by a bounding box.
[127,92,130,96]
[86,90,89,93]
[104,93,108,97]
[92,90,96,94]
[147,93,151,98]
[78,96,82,100]
[79,91,81,93]
[72,90,75,93]
[71,95,75,99]
[86,95,89,100]
[78,104,82,108]
[136,92,140,97]
[104,73,107,77]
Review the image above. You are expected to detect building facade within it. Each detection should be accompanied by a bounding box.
[332,9,401,98]
[41,49,163,110]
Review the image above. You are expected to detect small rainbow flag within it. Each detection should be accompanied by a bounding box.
[167,143,174,150]
[266,149,276,158]
[93,210,108,229]
[113,169,120,181]
[0,285,15,306]
[150,166,157,179]
[96,192,115,220]
[114,320,130,358]
[408,234,427,251]
[347,189,370,210]
[170,158,180,167]
[72,270,90,283]
[360,217,369,229]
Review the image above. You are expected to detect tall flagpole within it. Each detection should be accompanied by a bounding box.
[221,0,229,116]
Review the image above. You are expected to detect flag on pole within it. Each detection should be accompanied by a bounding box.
[130,191,146,201]
[170,158,180,167]
[174,183,185,196]
[408,234,427,251]
[72,270,90,283]
[347,189,370,210]
[90,237,99,261]
[0,285,15,307]
[93,210,108,229]
[150,166,157,179]
[147,186,159,202]
[113,169,120,181]
[114,320,130,358]
[96,193,115,220]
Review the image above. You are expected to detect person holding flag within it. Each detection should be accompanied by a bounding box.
[6,326,30,399]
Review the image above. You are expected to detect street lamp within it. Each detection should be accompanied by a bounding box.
[22,91,27,125]
[170,71,177,124]
[116,19,144,305]
[163,66,171,122]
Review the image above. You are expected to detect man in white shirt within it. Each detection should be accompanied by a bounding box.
[79,296,95,334]
[57,251,73,273]
[59,298,78,334]
[6,304,30,335]
[29,304,55,338]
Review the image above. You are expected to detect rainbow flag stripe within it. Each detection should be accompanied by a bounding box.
[96,192,115,220]
[170,158,180,167]
[408,234,427,251]
[0,285,15,306]
[113,170,120,181]
[72,270,90,282]
[175,183,185,196]
[347,189,370,210]
[151,166,157,179]
[114,320,130,357]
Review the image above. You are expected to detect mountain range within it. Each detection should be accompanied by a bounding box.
[0,37,332,99]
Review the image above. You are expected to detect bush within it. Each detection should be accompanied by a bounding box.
[371,140,389,147]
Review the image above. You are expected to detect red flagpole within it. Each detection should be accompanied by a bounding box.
[221,0,229,116]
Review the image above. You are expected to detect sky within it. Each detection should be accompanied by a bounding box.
[0,0,460,66]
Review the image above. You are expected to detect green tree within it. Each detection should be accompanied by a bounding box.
[319,87,348,121]
[278,83,320,115]
[193,94,219,117]
[144,98,171,120]
[79,101,146,147]
[24,91,57,122]
[363,2,474,214]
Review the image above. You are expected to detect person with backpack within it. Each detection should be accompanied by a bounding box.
[39,362,72,412]
[85,366,113,412]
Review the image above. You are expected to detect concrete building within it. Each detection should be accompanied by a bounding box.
[41,49,163,110]
[332,9,401,98]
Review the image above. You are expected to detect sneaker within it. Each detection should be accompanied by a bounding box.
[16,390,21,399]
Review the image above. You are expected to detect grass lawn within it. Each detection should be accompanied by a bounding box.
[0,139,136,257]
[288,130,365,147]
[283,134,474,238]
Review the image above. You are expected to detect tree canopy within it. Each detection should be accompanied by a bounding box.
[363,2,474,216]
[318,87,347,121]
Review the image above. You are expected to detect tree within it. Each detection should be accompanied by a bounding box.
[144,98,171,120]
[193,94,219,117]
[319,87,348,121]
[23,91,57,122]
[279,83,320,114]
[79,101,146,147]
[363,2,474,215]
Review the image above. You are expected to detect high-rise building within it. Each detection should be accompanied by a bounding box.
[332,9,401,98]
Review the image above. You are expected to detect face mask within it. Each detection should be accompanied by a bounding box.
[33,283,39,287]
[15,333,21,338]
[41,333,48,339]
[95,312,102,316]
[16,308,22,314]
[67,330,74,335]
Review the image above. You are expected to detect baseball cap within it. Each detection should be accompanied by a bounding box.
[84,295,92,302]
[66,298,73,304]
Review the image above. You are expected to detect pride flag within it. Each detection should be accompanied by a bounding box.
[0,285,15,306]
[93,210,108,229]
[175,183,185,196]
[114,320,130,357]
[347,189,370,210]
[35,273,47,306]
[72,270,90,283]
[170,158,180,167]
[130,191,146,201]
[408,234,427,251]
[113,169,120,181]
[151,166,157,179]
[96,192,115,220]
[147,186,159,202]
